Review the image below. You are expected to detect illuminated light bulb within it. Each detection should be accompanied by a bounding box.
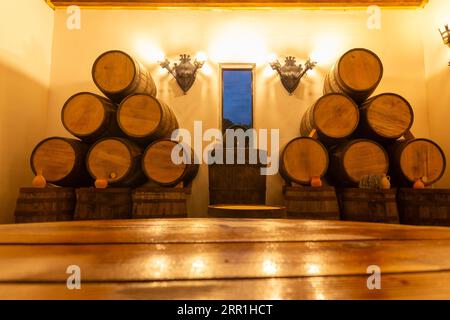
[201,63,213,76]
[267,53,278,64]
[195,51,208,63]
[306,263,321,275]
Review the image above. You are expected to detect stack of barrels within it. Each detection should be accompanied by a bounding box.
[281,48,447,225]
[16,50,199,223]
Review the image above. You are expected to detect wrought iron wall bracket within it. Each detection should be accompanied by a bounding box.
[270,56,317,95]
[160,54,205,94]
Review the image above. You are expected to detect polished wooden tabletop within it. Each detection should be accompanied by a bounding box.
[0,218,450,300]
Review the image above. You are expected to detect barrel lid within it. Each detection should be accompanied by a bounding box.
[62,93,107,137]
[399,138,446,185]
[143,139,188,186]
[342,139,389,183]
[281,137,328,184]
[92,50,136,94]
[337,48,383,92]
[313,93,359,138]
[365,93,414,139]
[87,138,133,183]
[31,138,76,183]
[118,94,163,138]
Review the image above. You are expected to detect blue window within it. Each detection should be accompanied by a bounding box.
[222,69,253,132]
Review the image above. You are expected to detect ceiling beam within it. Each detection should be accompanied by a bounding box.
[47,0,428,9]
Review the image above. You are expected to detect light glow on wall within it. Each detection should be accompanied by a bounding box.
[310,34,346,65]
[209,23,268,64]
[134,38,165,64]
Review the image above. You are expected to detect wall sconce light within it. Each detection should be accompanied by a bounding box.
[439,25,450,66]
[270,56,317,95]
[160,54,206,94]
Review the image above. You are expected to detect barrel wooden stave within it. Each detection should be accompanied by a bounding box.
[61,92,124,143]
[14,188,75,223]
[324,48,383,103]
[388,138,446,187]
[284,186,340,220]
[397,189,450,226]
[92,50,157,103]
[118,94,178,145]
[328,139,389,187]
[143,139,198,188]
[30,137,92,187]
[300,93,359,146]
[356,93,414,142]
[337,188,399,224]
[87,137,147,188]
[208,205,286,219]
[75,188,132,220]
[280,137,329,185]
[132,187,188,219]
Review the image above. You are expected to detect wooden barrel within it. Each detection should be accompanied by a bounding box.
[337,188,399,224]
[75,188,131,220]
[300,93,359,145]
[14,188,75,223]
[209,148,266,205]
[208,205,286,218]
[397,189,450,226]
[142,139,199,187]
[284,186,340,220]
[132,187,188,219]
[30,137,92,187]
[61,92,124,143]
[92,50,157,103]
[117,94,178,145]
[356,93,414,142]
[388,138,446,187]
[324,48,383,103]
[328,139,389,186]
[86,138,146,188]
[280,137,329,185]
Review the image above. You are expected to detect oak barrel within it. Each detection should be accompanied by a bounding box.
[61,92,124,143]
[132,187,188,219]
[30,137,92,187]
[280,137,329,185]
[388,138,446,187]
[397,189,450,227]
[86,138,146,188]
[92,50,157,103]
[337,188,399,224]
[284,186,340,220]
[117,94,179,145]
[300,93,359,145]
[14,188,75,223]
[209,147,267,205]
[208,205,286,218]
[324,48,383,103]
[75,188,132,220]
[142,140,199,187]
[357,93,414,142]
[328,139,389,186]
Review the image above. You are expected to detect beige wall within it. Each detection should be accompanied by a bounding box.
[423,0,450,187]
[0,0,54,223]
[47,8,431,217]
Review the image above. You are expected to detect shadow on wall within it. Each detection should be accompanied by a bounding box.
[0,57,49,224]
[427,67,450,189]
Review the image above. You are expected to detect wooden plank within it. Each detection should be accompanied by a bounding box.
[1,271,450,300]
[2,219,450,244]
[1,240,450,282]
[48,0,427,9]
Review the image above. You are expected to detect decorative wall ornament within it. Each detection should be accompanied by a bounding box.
[160,54,205,94]
[270,56,317,94]
[439,25,450,66]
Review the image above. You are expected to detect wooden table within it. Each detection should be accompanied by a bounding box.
[0,218,450,300]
